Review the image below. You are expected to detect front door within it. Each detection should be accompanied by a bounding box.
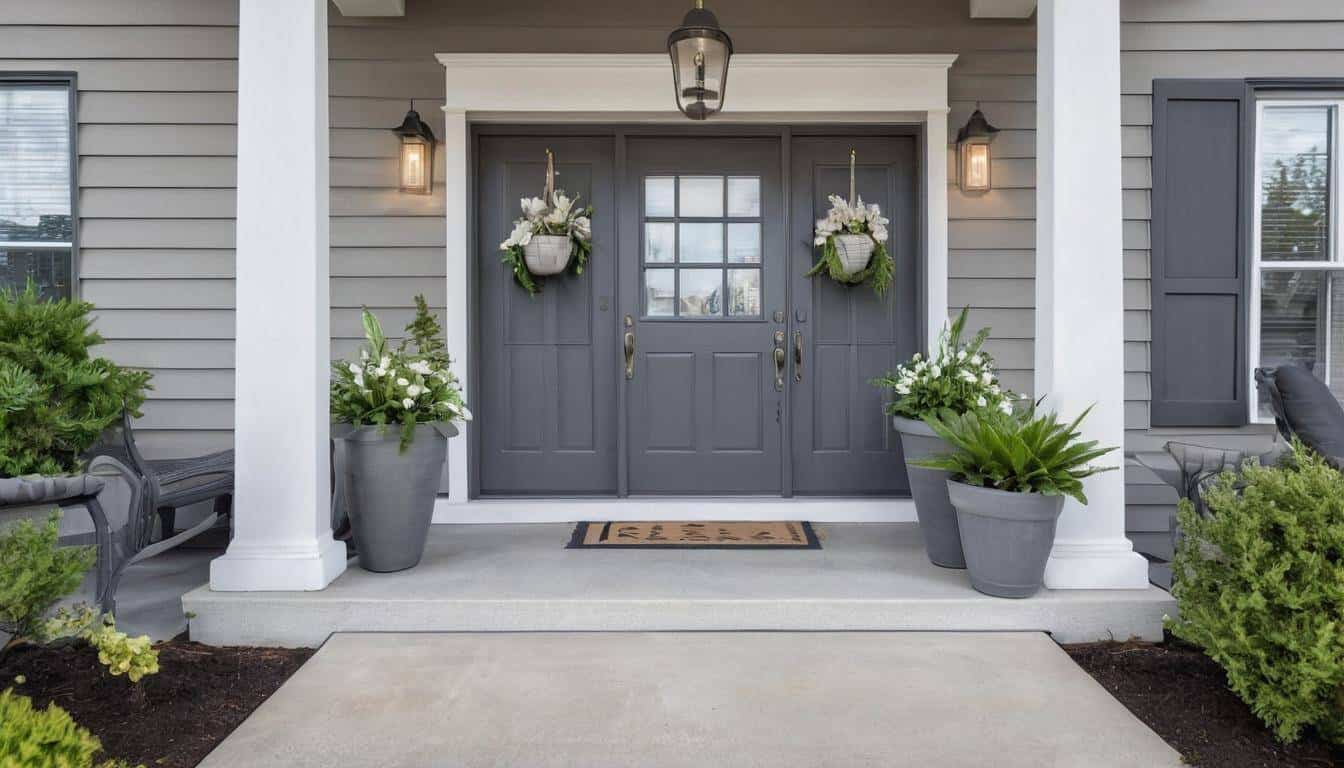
[621,138,785,494]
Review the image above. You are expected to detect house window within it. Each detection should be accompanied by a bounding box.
[1251,98,1344,420]
[642,175,762,318]
[0,77,75,300]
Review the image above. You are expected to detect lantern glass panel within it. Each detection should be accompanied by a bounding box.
[671,35,729,119]
[959,141,991,192]
[400,137,432,194]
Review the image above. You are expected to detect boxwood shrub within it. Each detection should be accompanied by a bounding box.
[1169,442,1344,744]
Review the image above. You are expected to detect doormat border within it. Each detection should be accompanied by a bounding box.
[566,521,822,550]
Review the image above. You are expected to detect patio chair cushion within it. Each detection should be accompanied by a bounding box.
[1271,365,1344,460]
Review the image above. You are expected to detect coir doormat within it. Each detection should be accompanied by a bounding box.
[567,521,821,550]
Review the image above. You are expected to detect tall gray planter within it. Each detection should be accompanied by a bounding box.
[333,422,458,573]
[946,480,1065,598]
[893,416,965,568]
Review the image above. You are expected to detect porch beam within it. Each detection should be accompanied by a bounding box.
[1034,0,1148,590]
[211,0,346,592]
[969,0,1036,19]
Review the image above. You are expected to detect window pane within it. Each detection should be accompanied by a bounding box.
[1257,270,1344,417]
[644,269,675,317]
[727,177,760,217]
[727,269,761,317]
[727,223,761,264]
[679,223,723,263]
[679,269,722,317]
[644,177,674,217]
[0,87,72,245]
[644,222,674,264]
[678,176,723,217]
[1260,106,1331,262]
[0,247,72,300]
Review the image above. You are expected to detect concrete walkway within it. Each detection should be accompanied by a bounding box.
[200,632,1181,767]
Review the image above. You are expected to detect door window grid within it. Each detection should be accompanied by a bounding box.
[642,175,762,319]
[1250,99,1344,422]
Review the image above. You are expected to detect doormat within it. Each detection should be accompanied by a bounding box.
[567,521,821,550]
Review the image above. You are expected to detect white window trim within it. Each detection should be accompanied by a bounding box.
[1249,96,1344,424]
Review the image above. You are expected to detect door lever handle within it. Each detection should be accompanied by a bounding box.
[623,315,635,380]
[793,330,804,383]
[773,346,786,391]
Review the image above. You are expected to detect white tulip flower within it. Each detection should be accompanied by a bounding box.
[977,396,987,408]
[407,385,421,397]
[402,397,415,409]
[396,377,409,387]
[521,196,548,220]
[348,363,361,374]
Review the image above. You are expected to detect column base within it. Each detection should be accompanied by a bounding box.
[210,537,348,592]
[1043,537,1150,590]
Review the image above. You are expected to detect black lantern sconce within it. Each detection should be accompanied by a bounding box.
[668,0,733,120]
[392,102,436,195]
[956,105,1000,193]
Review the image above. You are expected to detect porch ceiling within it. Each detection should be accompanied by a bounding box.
[331,0,405,17]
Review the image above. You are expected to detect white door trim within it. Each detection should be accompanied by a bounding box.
[435,52,955,522]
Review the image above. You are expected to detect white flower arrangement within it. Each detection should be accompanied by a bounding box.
[806,151,895,296]
[873,307,1016,420]
[331,295,471,451]
[499,150,594,296]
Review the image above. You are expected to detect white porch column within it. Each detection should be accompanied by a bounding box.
[1035,0,1148,590]
[442,108,469,503]
[925,108,950,351]
[211,0,347,591]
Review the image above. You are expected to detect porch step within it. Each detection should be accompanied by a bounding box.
[183,523,1175,647]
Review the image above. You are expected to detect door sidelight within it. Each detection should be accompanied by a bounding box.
[623,314,635,380]
[793,330,804,383]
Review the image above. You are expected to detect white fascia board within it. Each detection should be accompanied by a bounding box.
[332,0,405,17]
[969,0,1037,18]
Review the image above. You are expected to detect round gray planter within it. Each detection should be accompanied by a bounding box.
[945,480,1065,599]
[892,416,965,569]
[333,421,458,573]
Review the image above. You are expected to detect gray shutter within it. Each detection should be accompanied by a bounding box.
[1150,79,1251,427]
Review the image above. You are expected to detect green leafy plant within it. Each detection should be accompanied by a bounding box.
[0,512,95,659]
[1168,442,1344,745]
[0,281,151,476]
[806,193,895,296]
[43,606,159,683]
[330,295,471,452]
[872,307,1014,420]
[0,689,143,768]
[915,405,1116,504]
[499,189,594,296]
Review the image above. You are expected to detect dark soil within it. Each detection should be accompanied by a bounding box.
[1,640,313,768]
[1066,639,1341,767]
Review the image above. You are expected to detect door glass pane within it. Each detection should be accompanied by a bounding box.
[1260,106,1332,262]
[679,269,723,317]
[644,222,674,264]
[1258,270,1344,416]
[678,176,723,217]
[727,269,761,317]
[727,177,760,217]
[645,177,675,217]
[727,223,760,264]
[679,223,723,263]
[645,269,675,317]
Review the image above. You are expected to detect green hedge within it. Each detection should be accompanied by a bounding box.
[1169,443,1344,744]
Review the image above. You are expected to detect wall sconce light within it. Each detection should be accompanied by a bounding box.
[392,102,436,195]
[956,105,999,193]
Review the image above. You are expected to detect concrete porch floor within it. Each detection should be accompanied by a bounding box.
[183,523,1174,647]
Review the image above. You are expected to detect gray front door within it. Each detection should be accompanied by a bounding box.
[621,138,786,494]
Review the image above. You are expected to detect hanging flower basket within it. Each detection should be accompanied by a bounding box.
[805,149,894,296]
[499,148,594,295]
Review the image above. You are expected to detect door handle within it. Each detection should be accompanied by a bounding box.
[772,330,786,392]
[623,315,635,380]
[793,330,804,383]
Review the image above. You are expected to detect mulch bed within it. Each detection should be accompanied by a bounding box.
[1066,638,1341,767]
[1,640,313,768]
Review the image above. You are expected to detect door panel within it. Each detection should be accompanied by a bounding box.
[622,137,785,494]
[790,136,918,495]
[477,136,617,495]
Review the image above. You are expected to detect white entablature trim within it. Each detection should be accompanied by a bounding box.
[434,54,958,116]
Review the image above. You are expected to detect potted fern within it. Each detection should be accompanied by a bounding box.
[330,296,470,572]
[871,308,1013,569]
[917,405,1116,598]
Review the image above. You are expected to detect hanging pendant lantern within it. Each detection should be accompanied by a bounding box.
[956,105,1000,193]
[667,0,733,120]
[392,101,436,195]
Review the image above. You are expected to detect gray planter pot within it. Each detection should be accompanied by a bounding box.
[892,416,965,569]
[333,421,458,573]
[946,480,1065,599]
